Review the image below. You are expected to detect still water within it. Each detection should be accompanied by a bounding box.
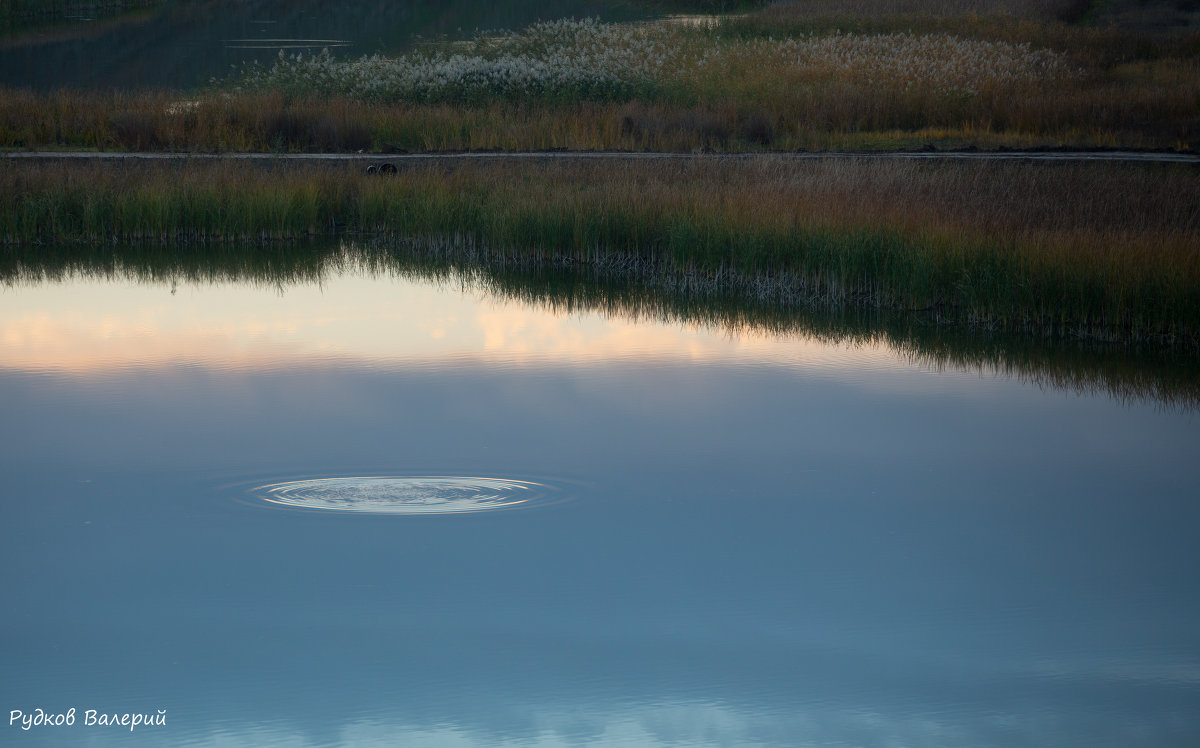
[0,0,657,91]
[2,246,1199,746]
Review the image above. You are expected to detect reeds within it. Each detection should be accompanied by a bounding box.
[2,156,1197,349]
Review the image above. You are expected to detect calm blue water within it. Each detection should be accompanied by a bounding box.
[2,266,1199,746]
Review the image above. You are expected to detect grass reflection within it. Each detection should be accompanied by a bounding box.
[2,239,1197,410]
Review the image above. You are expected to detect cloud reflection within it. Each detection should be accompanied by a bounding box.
[152,698,1182,748]
[0,275,888,375]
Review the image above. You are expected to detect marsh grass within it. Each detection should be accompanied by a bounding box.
[2,157,1197,348]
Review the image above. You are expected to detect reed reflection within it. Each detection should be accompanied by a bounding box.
[1,240,1196,409]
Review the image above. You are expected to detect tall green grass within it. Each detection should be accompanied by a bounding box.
[2,157,1197,349]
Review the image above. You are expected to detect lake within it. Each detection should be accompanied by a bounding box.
[0,0,660,91]
[2,243,1199,746]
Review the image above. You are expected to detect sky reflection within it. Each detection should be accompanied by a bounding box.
[0,274,897,375]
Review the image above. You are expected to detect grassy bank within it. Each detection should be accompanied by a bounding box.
[2,1,1198,152]
[3,157,1197,349]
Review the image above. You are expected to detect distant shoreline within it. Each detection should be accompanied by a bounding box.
[5,149,1200,165]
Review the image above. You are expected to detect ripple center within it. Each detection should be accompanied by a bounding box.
[251,476,557,515]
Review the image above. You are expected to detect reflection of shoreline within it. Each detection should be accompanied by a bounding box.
[2,240,1198,410]
[415,240,1200,412]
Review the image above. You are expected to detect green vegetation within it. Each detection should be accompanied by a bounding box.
[3,157,1197,350]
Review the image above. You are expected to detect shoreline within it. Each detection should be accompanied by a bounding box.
[4,155,1196,354]
[5,149,1200,164]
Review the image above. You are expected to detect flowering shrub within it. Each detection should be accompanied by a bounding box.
[233,18,1076,103]
[235,19,672,103]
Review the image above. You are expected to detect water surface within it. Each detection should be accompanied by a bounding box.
[1,246,1199,747]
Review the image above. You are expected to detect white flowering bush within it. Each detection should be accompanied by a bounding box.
[235,19,674,103]
[232,18,1076,104]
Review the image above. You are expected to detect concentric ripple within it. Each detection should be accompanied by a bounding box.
[251,476,558,515]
